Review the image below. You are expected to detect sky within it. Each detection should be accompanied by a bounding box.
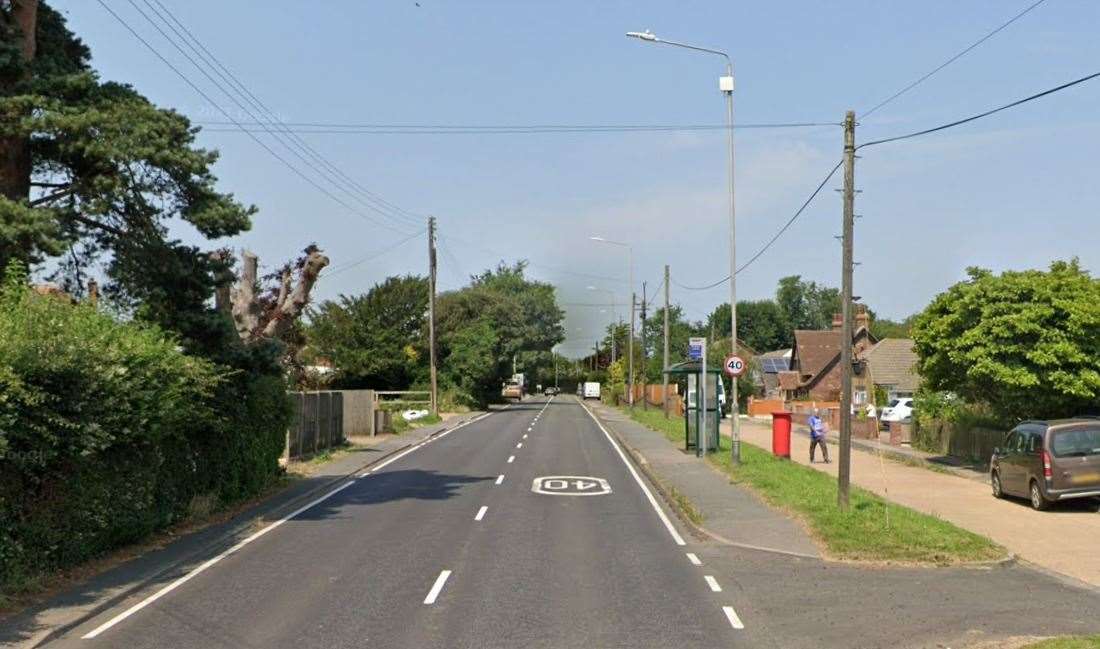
[54,0,1100,358]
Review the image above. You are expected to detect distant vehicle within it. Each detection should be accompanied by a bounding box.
[543,386,559,396]
[576,384,583,396]
[880,398,913,426]
[990,418,1100,510]
[501,380,523,402]
[583,382,601,400]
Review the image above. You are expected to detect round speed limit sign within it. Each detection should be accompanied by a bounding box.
[724,355,747,377]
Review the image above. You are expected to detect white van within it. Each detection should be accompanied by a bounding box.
[686,379,727,417]
[583,382,601,399]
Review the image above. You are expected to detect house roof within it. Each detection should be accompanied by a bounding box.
[778,371,802,390]
[792,330,841,379]
[863,338,921,392]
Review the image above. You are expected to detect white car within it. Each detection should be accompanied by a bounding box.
[880,398,914,424]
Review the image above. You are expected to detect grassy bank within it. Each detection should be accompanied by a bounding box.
[390,412,443,434]
[621,406,1005,565]
[1022,638,1100,649]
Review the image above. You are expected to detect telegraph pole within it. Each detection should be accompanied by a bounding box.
[663,265,670,418]
[629,292,636,407]
[838,110,856,510]
[428,216,438,413]
[640,282,648,411]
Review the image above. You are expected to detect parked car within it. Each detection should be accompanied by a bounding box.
[990,418,1100,510]
[543,386,559,396]
[880,398,913,427]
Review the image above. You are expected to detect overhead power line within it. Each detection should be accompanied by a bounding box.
[142,0,424,231]
[324,229,427,278]
[195,121,839,134]
[671,158,845,291]
[860,70,1100,149]
[861,0,1049,119]
[98,0,420,235]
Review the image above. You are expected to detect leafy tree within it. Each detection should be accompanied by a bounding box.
[870,315,916,340]
[308,275,428,389]
[642,305,695,381]
[0,2,254,298]
[775,275,840,332]
[911,260,1100,421]
[706,300,791,352]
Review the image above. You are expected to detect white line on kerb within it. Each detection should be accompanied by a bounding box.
[723,606,745,629]
[687,553,702,566]
[424,570,452,605]
[475,506,488,521]
[507,455,515,463]
[578,402,686,546]
[704,575,722,592]
[495,475,504,485]
[81,411,496,639]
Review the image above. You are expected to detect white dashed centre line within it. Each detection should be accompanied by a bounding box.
[523,434,528,439]
[424,570,452,605]
[516,442,523,449]
[686,553,702,566]
[475,506,488,521]
[507,455,515,463]
[495,475,504,485]
[723,606,745,629]
[704,575,722,592]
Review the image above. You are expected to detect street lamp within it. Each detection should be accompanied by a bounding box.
[589,236,635,405]
[625,29,742,464]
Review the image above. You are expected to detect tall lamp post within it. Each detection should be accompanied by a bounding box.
[625,29,741,463]
[588,286,617,365]
[589,236,634,405]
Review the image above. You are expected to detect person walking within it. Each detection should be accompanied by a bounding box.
[808,409,830,463]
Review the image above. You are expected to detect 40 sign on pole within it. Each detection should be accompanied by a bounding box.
[723,355,746,378]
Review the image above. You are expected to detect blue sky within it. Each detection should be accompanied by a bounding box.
[56,1,1100,357]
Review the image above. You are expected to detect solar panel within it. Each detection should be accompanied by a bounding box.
[761,357,789,373]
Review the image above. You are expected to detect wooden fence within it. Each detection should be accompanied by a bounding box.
[287,391,345,460]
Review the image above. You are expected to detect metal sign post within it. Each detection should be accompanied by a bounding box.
[689,337,707,457]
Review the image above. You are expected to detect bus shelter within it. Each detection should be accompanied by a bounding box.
[666,361,721,454]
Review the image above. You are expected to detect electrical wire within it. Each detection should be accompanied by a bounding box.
[144,0,425,230]
[323,229,426,278]
[98,0,418,235]
[861,0,1049,119]
[860,70,1100,149]
[670,158,845,291]
[195,121,840,134]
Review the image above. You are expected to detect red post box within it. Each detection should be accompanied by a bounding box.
[771,411,792,459]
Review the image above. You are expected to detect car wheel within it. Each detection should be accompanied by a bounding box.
[1029,480,1050,511]
[991,471,1004,499]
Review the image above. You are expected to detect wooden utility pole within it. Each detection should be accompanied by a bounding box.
[838,110,856,510]
[663,265,670,418]
[640,281,648,411]
[428,216,438,413]
[628,292,636,407]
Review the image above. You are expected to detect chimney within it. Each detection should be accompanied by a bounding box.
[832,313,843,331]
[855,306,870,332]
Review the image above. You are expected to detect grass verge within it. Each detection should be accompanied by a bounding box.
[390,412,443,434]
[621,406,1005,565]
[1020,638,1100,649]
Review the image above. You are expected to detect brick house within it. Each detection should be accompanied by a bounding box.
[777,310,878,404]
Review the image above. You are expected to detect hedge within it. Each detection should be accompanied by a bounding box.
[0,264,292,593]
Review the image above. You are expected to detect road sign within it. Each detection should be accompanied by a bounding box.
[723,355,747,378]
[688,337,705,361]
[531,476,611,496]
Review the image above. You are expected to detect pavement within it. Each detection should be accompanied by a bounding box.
[6,397,1100,649]
[728,416,1100,589]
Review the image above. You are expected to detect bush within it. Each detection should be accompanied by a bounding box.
[0,263,292,593]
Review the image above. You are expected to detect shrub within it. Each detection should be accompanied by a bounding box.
[0,263,292,592]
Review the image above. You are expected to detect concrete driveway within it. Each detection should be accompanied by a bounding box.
[731,418,1100,589]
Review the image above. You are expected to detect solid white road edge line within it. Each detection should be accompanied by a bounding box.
[687,553,702,566]
[579,401,686,546]
[704,575,722,592]
[507,455,515,463]
[475,506,488,521]
[82,410,496,639]
[723,606,745,630]
[424,570,452,605]
[495,475,504,485]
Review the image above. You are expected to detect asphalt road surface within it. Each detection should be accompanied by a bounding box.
[50,396,759,648]
[40,396,1100,649]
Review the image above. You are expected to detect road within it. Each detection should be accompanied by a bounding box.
[49,396,758,648]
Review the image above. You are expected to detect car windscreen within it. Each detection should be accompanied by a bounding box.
[887,399,899,408]
[1050,426,1100,458]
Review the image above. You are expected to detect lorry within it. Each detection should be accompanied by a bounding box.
[582,382,601,400]
[501,380,523,401]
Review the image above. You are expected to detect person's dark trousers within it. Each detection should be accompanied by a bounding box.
[810,437,829,463]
